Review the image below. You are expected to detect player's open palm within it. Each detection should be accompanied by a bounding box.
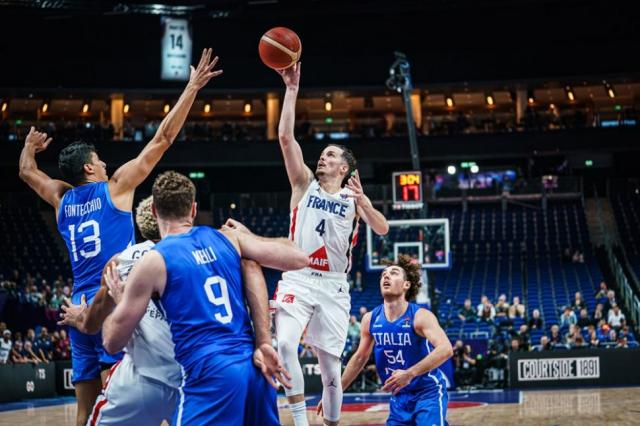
[382,369,416,395]
[25,126,53,153]
[188,48,223,90]
[277,62,301,90]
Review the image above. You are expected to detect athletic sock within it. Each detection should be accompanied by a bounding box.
[289,401,309,426]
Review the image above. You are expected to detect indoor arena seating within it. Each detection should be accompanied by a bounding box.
[0,203,70,283]
[610,190,640,279]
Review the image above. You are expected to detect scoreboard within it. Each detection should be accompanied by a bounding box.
[392,171,423,210]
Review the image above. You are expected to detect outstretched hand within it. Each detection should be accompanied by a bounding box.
[25,127,53,153]
[253,343,292,389]
[277,62,301,90]
[188,48,223,90]
[57,295,87,330]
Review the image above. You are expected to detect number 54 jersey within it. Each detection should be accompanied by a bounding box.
[154,226,255,374]
[57,182,135,302]
[287,179,359,275]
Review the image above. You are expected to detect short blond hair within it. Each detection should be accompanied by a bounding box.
[136,196,160,241]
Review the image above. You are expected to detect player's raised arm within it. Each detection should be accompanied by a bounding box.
[102,252,167,354]
[346,170,389,236]
[18,127,72,209]
[221,218,310,271]
[109,48,223,202]
[382,309,453,395]
[277,63,314,198]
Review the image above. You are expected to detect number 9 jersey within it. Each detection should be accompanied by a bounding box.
[57,182,136,302]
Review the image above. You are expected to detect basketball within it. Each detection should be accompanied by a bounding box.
[259,27,301,70]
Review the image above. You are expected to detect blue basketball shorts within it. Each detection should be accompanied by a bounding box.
[387,387,449,426]
[172,352,279,426]
[69,292,123,384]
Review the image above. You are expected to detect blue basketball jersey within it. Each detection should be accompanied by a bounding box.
[370,303,447,395]
[57,181,135,300]
[154,226,254,374]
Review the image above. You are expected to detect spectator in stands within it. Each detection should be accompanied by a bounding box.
[508,296,525,319]
[594,303,605,323]
[479,301,496,323]
[528,309,544,330]
[565,324,580,346]
[603,290,617,316]
[46,287,64,321]
[476,295,489,317]
[34,327,53,363]
[577,308,594,328]
[495,294,509,318]
[588,326,600,347]
[618,323,633,341]
[617,336,629,349]
[458,298,477,322]
[0,330,11,364]
[516,324,531,350]
[11,340,27,364]
[0,322,6,335]
[572,334,588,349]
[54,329,70,360]
[453,341,477,388]
[534,336,551,351]
[347,315,361,343]
[560,306,577,327]
[24,328,36,345]
[597,320,610,341]
[572,292,586,311]
[608,304,625,329]
[550,325,562,345]
[608,329,618,344]
[509,338,524,353]
[358,306,368,321]
[595,282,608,301]
[22,341,41,365]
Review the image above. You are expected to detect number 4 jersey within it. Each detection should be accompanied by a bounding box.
[287,179,359,275]
[154,226,254,374]
[57,182,135,301]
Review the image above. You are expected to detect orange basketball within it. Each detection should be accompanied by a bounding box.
[259,27,302,70]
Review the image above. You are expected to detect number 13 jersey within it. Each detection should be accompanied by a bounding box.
[57,182,135,301]
[287,179,359,275]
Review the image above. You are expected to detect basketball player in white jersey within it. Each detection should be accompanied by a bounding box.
[59,197,290,425]
[275,62,389,426]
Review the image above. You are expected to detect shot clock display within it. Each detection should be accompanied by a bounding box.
[392,171,423,210]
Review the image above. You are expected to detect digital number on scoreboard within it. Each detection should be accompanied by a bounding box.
[392,171,423,210]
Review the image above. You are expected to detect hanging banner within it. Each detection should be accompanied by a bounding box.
[161,17,193,81]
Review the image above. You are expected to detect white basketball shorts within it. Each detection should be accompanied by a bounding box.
[274,269,351,358]
[87,355,178,426]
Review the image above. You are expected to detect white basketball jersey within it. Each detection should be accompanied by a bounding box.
[116,240,182,389]
[287,179,359,274]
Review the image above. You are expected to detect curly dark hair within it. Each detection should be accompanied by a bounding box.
[387,254,422,301]
[152,171,195,220]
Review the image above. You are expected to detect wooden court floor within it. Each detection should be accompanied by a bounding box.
[0,387,638,425]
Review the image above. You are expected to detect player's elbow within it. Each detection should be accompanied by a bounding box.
[278,133,294,146]
[102,336,121,355]
[291,251,311,270]
[442,342,454,360]
[376,222,390,236]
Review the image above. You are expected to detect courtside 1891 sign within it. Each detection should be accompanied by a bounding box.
[518,357,600,381]
[161,18,192,81]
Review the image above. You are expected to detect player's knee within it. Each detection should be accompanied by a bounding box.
[277,338,299,359]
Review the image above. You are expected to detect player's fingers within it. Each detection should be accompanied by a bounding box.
[43,138,53,149]
[207,56,219,71]
[197,48,206,69]
[277,370,292,389]
[28,126,35,135]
